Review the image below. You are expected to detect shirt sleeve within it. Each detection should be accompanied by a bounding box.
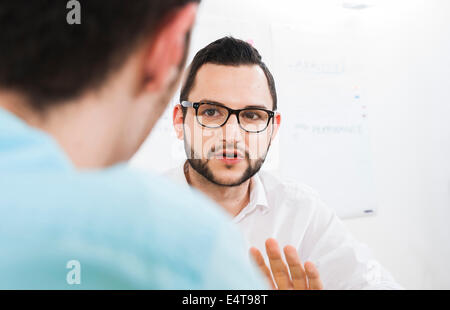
[300,193,403,290]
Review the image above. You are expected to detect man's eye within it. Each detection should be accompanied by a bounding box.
[203,109,220,117]
[242,112,260,120]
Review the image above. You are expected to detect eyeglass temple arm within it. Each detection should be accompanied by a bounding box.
[180,101,193,108]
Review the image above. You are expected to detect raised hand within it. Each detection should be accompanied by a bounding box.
[250,238,323,290]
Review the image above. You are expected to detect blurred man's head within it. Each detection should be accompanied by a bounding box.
[0,0,199,168]
[173,37,281,187]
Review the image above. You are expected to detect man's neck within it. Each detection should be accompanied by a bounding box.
[184,161,251,217]
[0,91,43,126]
[0,90,125,169]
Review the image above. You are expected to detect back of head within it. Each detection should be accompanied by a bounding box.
[0,0,200,167]
[0,0,199,111]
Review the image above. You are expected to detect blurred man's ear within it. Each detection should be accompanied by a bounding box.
[173,104,185,140]
[270,113,282,141]
[143,3,198,93]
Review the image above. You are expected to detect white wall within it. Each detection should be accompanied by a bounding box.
[133,0,450,289]
[339,0,450,289]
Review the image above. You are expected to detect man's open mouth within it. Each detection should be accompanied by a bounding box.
[215,150,245,159]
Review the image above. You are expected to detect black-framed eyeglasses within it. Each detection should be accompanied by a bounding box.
[181,101,275,133]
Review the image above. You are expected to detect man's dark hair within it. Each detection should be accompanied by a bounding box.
[0,0,200,111]
[180,36,277,115]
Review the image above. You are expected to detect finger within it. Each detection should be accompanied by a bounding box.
[283,245,308,290]
[249,247,276,289]
[304,261,323,290]
[265,238,292,290]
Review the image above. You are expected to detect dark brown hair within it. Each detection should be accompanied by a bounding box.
[180,36,277,115]
[0,0,200,110]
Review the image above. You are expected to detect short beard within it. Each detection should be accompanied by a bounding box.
[184,138,268,187]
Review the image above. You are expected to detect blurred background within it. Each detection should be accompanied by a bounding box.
[130,0,450,289]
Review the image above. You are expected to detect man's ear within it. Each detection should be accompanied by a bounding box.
[270,113,282,140]
[143,3,198,92]
[173,104,185,140]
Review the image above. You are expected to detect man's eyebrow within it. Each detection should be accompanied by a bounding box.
[198,99,225,106]
[244,104,271,109]
[198,99,271,110]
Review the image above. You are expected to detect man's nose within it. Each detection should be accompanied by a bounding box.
[222,114,244,143]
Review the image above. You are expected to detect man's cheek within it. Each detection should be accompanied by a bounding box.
[246,135,265,160]
[183,119,195,141]
[195,130,214,159]
[183,124,202,159]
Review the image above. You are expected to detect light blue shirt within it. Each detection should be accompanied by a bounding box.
[0,107,267,289]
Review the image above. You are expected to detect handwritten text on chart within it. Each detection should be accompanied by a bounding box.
[288,60,345,74]
[294,123,363,134]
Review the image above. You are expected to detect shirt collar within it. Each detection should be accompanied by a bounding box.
[174,161,271,220]
[249,173,270,213]
[232,173,270,223]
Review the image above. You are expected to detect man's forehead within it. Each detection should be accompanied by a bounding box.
[188,63,273,110]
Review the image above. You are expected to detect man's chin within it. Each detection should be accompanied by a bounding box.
[187,155,264,187]
[207,162,249,185]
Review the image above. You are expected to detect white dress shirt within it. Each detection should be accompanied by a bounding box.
[163,163,403,290]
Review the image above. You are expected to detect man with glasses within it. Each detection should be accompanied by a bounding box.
[166,36,403,289]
